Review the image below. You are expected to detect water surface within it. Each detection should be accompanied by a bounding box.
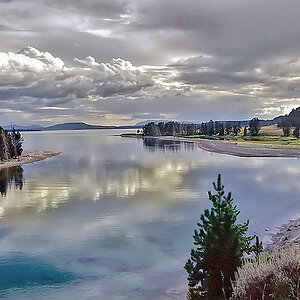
[0,130,299,299]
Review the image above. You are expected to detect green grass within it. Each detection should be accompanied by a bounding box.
[179,134,300,147]
[237,135,300,146]
[185,135,236,141]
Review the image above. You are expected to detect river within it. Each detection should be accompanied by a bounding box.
[0,129,299,299]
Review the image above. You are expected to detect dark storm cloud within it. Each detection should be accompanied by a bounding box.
[131,0,300,62]
[0,0,300,125]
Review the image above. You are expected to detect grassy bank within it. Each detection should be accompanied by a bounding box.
[237,135,300,146]
[184,125,300,147]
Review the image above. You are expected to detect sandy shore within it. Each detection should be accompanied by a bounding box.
[0,150,61,170]
[266,217,300,252]
[193,138,300,158]
[123,134,300,158]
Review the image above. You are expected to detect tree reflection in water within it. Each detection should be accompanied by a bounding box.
[143,138,196,152]
[0,167,24,196]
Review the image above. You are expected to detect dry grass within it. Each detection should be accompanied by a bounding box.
[231,244,300,300]
[165,125,300,147]
[260,125,283,136]
[236,125,300,146]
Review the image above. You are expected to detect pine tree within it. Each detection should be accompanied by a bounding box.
[252,235,263,257]
[0,127,10,160]
[293,125,300,138]
[249,118,261,136]
[232,123,241,136]
[11,128,23,157]
[185,175,253,299]
[225,122,232,135]
[207,120,215,136]
[280,119,292,136]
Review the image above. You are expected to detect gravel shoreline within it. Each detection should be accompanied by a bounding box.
[266,218,300,252]
[0,150,61,170]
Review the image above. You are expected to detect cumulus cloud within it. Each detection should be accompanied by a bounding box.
[1,45,300,125]
[74,56,154,97]
[0,46,156,102]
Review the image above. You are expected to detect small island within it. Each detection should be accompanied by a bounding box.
[0,126,60,170]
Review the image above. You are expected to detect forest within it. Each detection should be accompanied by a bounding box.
[0,127,23,161]
[143,119,260,137]
[279,106,300,137]
[143,106,300,139]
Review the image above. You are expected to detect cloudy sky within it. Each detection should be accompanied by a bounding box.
[1,0,300,126]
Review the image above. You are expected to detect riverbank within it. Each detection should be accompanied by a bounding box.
[0,150,61,170]
[121,134,300,158]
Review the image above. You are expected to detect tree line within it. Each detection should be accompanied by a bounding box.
[0,127,23,160]
[143,121,200,136]
[279,106,300,137]
[143,118,261,137]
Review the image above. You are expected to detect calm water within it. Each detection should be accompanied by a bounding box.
[0,130,299,299]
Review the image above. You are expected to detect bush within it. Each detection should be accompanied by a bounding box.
[231,244,300,300]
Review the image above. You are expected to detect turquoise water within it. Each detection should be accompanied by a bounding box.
[0,130,299,299]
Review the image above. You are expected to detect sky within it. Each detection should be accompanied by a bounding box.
[1,0,300,126]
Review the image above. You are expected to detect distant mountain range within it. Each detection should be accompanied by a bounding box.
[2,124,45,131]
[44,122,117,131]
[0,114,286,132]
[2,122,141,132]
[222,115,284,127]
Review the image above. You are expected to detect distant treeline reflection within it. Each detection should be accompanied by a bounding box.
[0,167,24,195]
[143,139,196,152]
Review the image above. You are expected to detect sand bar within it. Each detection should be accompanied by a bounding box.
[122,134,300,158]
[0,150,61,170]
